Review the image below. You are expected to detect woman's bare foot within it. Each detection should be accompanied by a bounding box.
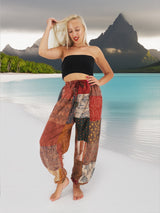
[73,183,84,200]
[50,177,69,201]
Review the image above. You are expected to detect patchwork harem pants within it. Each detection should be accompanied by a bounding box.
[39,79,102,185]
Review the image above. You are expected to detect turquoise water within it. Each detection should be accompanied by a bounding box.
[0,73,160,165]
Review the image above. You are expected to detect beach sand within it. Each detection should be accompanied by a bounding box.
[0,101,160,213]
[0,73,62,82]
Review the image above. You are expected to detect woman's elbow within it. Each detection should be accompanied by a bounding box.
[105,71,114,77]
[38,49,44,57]
[110,69,114,77]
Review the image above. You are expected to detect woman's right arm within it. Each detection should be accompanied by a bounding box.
[38,18,63,60]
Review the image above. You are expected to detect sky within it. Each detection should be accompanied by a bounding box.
[0,0,160,51]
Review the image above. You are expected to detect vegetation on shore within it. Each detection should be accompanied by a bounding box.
[1,52,160,74]
[0,52,61,74]
[142,50,158,65]
[117,61,160,73]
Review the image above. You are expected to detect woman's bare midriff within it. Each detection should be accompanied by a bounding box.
[63,73,90,82]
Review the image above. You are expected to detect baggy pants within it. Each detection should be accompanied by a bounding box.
[39,79,102,185]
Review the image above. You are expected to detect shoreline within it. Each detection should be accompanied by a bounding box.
[1,72,160,83]
[0,72,62,82]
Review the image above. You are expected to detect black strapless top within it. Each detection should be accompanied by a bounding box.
[61,55,95,79]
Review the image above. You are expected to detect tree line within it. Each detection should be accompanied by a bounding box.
[0,52,61,74]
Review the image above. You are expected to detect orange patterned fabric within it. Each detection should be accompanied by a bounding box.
[39,80,102,184]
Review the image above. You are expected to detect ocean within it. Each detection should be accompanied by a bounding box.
[0,73,160,166]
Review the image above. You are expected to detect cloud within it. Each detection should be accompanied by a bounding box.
[1,0,160,37]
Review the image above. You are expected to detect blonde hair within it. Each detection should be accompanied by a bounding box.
[52,14,88,48]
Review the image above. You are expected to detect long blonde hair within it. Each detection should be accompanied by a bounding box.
[52,14,88,48]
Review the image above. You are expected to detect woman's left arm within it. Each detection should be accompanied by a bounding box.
[87,46,114,86]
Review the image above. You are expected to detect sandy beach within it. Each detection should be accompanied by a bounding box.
[0,73,160,213]
[0,72,62,82]
[0,101,160,213]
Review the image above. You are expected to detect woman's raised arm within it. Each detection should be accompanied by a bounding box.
[38,18,63,60]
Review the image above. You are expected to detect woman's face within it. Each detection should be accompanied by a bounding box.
[67,18,85,44]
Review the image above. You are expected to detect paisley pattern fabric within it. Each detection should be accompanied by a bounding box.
[39,79,102,185]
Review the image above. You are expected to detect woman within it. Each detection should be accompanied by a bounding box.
[39,14,114,201]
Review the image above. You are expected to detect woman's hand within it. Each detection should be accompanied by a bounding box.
[46,17,59,30]
[86,76,100,86]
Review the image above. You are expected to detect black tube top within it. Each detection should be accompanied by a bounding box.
[61,55,95,79]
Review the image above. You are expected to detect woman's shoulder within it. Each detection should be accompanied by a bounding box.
[89,45,101,53]
[87,45,103,62]
[86,45,101,57]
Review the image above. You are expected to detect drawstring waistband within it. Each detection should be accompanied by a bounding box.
[65,80,88,96]
[74,81,85,96]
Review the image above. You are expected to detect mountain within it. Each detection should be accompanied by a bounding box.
[2,13,159,72]
[3,43,38,56]
[117,60,160,73]
[149,49,160,60]
[2,39,61,71]
[142,60,160,68]
[89,13,158,71]
[90,13,140,50]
